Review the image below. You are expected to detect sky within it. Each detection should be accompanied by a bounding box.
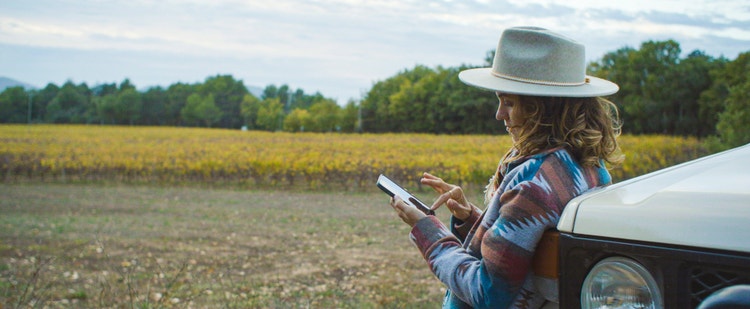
[1,0,749,104]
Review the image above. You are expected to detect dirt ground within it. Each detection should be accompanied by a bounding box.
[0,183,457,308]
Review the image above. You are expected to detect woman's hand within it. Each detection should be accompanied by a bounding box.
[390,196,426,227]
[420,172,472,220]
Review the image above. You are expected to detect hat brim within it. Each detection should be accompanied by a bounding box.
[459,68,619,97]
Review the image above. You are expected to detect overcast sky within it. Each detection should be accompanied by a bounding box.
[1,0,749,103]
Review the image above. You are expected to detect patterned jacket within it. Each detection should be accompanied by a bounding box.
[410,147,612,308]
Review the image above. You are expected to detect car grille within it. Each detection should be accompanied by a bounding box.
[690,266,750,307]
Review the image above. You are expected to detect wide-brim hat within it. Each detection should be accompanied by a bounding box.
[459,26,618,97]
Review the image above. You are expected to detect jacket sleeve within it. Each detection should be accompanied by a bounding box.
[410,180,560,308]
[449,203,482,242]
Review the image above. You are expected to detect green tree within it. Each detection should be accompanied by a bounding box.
[589,41,716,135]
[32,83,61,122]
[0,87,30,123]
[670,50,721,136]
[360,65,433,132]
[388,76,427,132]
[117,88,143,125]
[699,53,746,136]
[706,51,750,148]
[436,65,501,134]
[165,83,197,126]
[92,87,142,125]
[308,98,341,132]
[262,84,325,112]
[283,108,312,132]
[46,81,91,123]
[262,84,280,100]
[339,100,360,133]
[240,94,262,129]
[92,82,118,97]
[360,64,499,134]
[628,40,681,134]
[256,98,284,131]
[94,94,118,124]
[141,87,168,125]
[198,75,248,129]
[181,94,222,127]
[716,80,750,147]
[119,79,136,92]
[290,89,318,111]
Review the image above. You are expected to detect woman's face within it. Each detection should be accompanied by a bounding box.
[495,92,522,142]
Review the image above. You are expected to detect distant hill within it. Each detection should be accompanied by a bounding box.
[0,77,37,92]
[247,85,263,98]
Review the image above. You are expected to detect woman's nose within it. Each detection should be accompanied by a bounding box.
[496,104,507,121]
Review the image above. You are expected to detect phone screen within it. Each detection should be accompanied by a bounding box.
[377,174,434,216]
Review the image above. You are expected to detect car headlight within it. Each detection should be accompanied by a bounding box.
[581,256,663,309]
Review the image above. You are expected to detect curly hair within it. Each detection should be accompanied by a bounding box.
[504,95,624,168]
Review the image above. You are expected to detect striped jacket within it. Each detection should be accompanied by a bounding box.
[410,147,612,308]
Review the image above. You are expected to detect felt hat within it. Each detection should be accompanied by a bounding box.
[458,26,618,97]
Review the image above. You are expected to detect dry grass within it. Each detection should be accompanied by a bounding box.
[0,183,454,308]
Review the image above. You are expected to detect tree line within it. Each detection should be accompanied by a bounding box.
[1,39,748,146]
[0,76,359,133]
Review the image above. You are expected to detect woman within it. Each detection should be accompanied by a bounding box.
[389,27,623,308]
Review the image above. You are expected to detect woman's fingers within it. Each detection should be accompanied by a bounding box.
[390,196,405,211]
[430,187,457,210]
[430,194,448,211]
[420,173,470,216]
[391,197,407,219]
[420,174,452,194]
[390,196,425,227]
[420,178,443,192]
[446,198,468,212]
[446,198,471,220]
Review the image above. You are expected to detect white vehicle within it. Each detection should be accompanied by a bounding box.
[535,143,750,308]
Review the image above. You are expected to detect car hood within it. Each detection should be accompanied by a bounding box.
[559,143,750,253]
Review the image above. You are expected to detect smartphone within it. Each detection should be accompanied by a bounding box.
[377,174,434,216]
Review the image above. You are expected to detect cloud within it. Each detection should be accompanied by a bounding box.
[1,0,748,103]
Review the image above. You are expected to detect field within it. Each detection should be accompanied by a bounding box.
[1,184,450,308]
[0,125,711,308]
[1,125,709,189]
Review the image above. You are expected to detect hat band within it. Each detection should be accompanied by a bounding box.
[491,71,588,87]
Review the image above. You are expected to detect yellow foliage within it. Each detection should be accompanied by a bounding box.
[0,125,709,190]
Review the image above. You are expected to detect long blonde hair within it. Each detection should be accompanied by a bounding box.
[504,95,624,168]
[485,95,624,204]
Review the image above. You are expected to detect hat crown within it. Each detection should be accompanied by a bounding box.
[492,27,586,85]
